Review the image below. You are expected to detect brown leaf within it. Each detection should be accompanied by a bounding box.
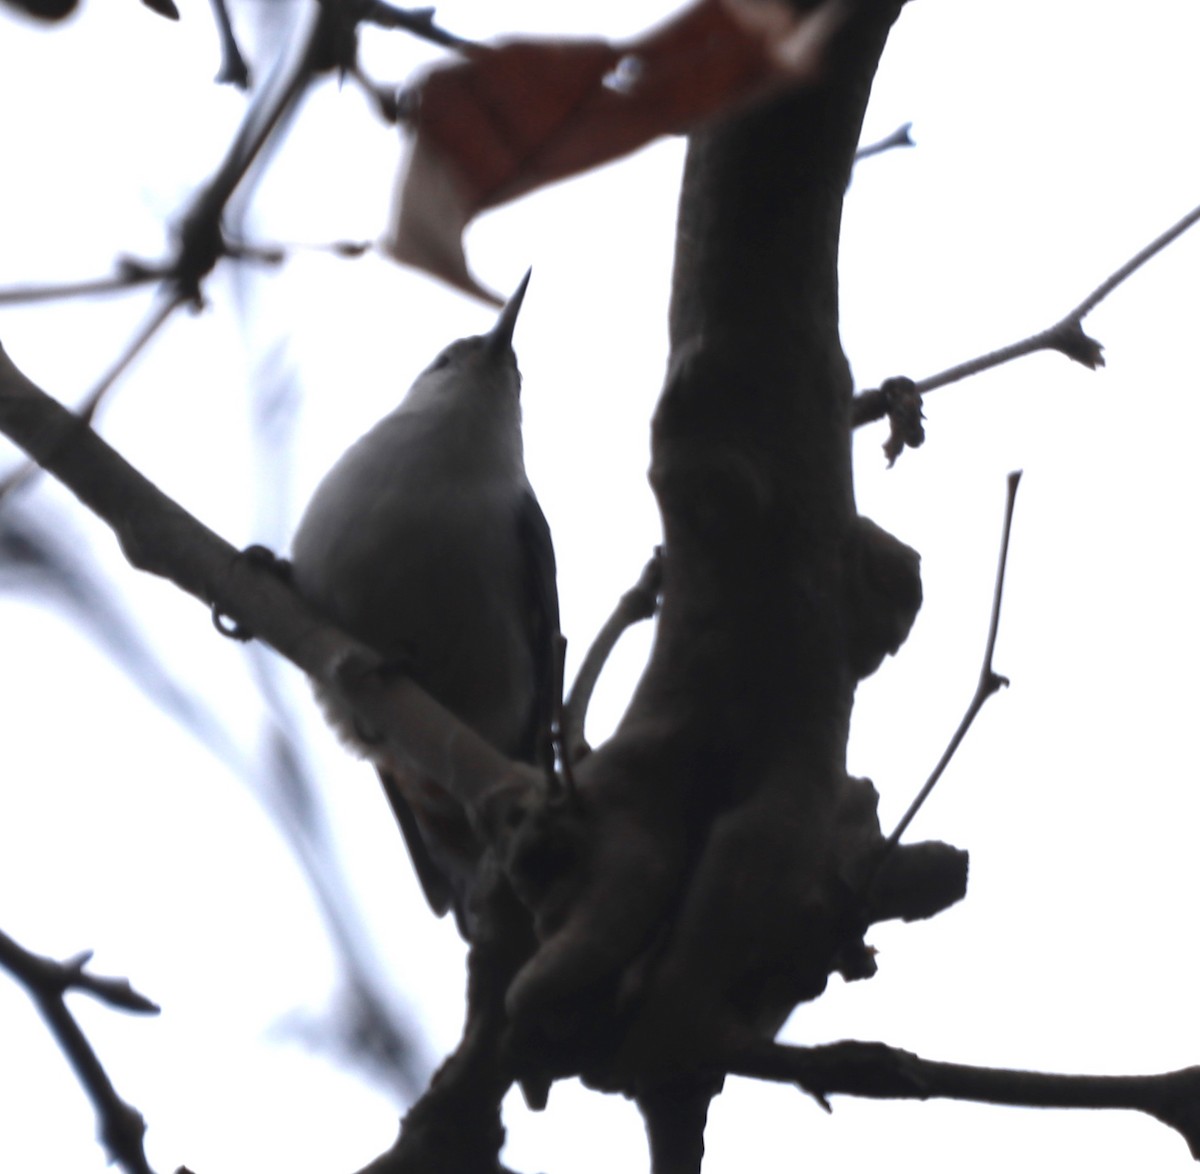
[384,0,846,301]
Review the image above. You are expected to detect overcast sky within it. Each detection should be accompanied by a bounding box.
[2,2,1200,1172]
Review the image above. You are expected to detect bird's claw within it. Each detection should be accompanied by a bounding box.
[211,543,294,641]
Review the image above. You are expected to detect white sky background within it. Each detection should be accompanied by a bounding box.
[1,1,1199,1172]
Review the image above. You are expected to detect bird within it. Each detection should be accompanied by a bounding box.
[290,271,560,936]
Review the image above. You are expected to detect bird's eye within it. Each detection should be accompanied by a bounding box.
[428,351,452,373]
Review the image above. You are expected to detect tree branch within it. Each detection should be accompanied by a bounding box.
[0,259,170,307]
[358,1,477,50]
[0,344,533,824]
[853,198,1200,444]
[207,0,250,88]
[562,547,663,762]
[0,928,160,1174]
[853,120,913,162]
[880,469,1020,854]
[725,1038,1200,1160]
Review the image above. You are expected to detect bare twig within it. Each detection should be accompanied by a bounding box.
[562,548,663,762]
[346,0,479,121]
[725,1038,1200,1159]
[0,0,412,318]
[0,14,333,501]
[0,928,160,1174]
[882,470,1021,853]
[227,237,373,263]
[208,0,251,88]
[853,199,1200,430]
[1,8,322,312]
[0,291,187,504]
[141,0,180,19]
[854,121,913,161]
[0,260,169,307]
[359,1,479,50]
[79,292,190,424]
[203,21,324,216]
[1070,201,1200,320]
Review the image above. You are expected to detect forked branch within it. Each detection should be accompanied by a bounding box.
[853,199,1200,447]
[880,470,1021,856]
[562,547,664,761]
[726,1038,1200,1160]
[0,928,160,1174]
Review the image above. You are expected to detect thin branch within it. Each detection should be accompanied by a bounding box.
[140,0,180,19]
[562,548,663,762]
[853,198,1200,429]
[0,0,388,320]
[882,470,1020,853]
[0,2,393,313]
[725,1038,1200,1159]
[201,24,322,220]
[226,236,373,262]
[1,8,323,312]
[208,0,251,89]
[78,292,189,424]
[0,291,187,504]
[359,1,479,50]
[854,121,913,161]
[347,1,480,121]
[0,931,160,1015]
[0,928,160,1174]
[1071,200,1200,320]
[907,320,1103,398]
[0,14,332,500]
[0,261,169,307]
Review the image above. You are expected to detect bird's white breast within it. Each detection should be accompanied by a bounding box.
[291,403,536,755]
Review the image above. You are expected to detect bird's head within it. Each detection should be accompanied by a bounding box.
[403,270,532,418]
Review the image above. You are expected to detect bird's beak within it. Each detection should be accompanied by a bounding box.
[485,268,531,357]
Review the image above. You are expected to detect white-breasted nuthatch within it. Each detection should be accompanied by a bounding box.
[291,272,559,935]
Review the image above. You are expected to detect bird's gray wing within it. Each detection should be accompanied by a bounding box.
[516,487,561,768]
[375,490,558,933]
[376,769,455,916]
[377,766,476,936]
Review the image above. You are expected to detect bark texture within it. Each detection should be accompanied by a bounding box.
[496,0,965,1115]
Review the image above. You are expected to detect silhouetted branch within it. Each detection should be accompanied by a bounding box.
[0,12,331,499]
[1,9,320,315]
[853,199,1200,447]
[881,470,1020,854]
[359,0,478,50]
[208,0,250,88]
[562,547,663,762]
[725,1038,1200,1160]
[1068,200,1200,320]
[0,259,169,307]
[0,928,160,1174]
[0,0,78,21]
[227,236,373,263]
[79,292,189,422]
[854,120,913,161]
[0,0,461,313]
[0,291,187,503]
[140,0,179,19]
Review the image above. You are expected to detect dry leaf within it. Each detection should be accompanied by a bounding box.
[384,0,846,302]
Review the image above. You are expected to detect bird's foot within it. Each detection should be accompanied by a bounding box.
[211,543,294,642]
